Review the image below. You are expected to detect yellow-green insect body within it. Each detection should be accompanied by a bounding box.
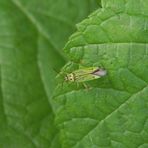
[65,67,106,82]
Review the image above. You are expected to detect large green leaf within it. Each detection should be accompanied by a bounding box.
[0,0,98,147]
[53,0,148,147]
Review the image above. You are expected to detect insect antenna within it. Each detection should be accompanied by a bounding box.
[52,67,60,74]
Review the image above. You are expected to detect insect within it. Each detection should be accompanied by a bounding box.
[64,67,107,83]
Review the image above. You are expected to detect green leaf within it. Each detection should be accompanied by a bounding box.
[53,0,148,147]
[0,0,98,147]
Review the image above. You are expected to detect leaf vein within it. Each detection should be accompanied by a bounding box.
[73,85,148,147]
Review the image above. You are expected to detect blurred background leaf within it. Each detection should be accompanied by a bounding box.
[0,0,99,147]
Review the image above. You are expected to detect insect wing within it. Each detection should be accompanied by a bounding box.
[92,68,107,76]
[75,73,101,82]
[73,67,98,76]
[73,67,101,82]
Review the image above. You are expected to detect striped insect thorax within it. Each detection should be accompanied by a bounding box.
[65,73,75,82]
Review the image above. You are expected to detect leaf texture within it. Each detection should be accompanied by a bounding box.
[53,0,148,147]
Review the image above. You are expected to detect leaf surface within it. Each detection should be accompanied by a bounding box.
[0,0,98,147]
[53,0,148,147]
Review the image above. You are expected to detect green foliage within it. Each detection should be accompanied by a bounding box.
[0,0,148,148]
[0,0,98,147]
[53,0,148,148]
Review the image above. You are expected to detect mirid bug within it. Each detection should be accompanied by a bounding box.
[64,67,107,83]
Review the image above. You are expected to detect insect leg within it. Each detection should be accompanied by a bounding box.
[76,82,80,88]
[82,82,91,90]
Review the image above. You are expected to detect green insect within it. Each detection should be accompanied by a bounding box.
[64,67,107,83]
